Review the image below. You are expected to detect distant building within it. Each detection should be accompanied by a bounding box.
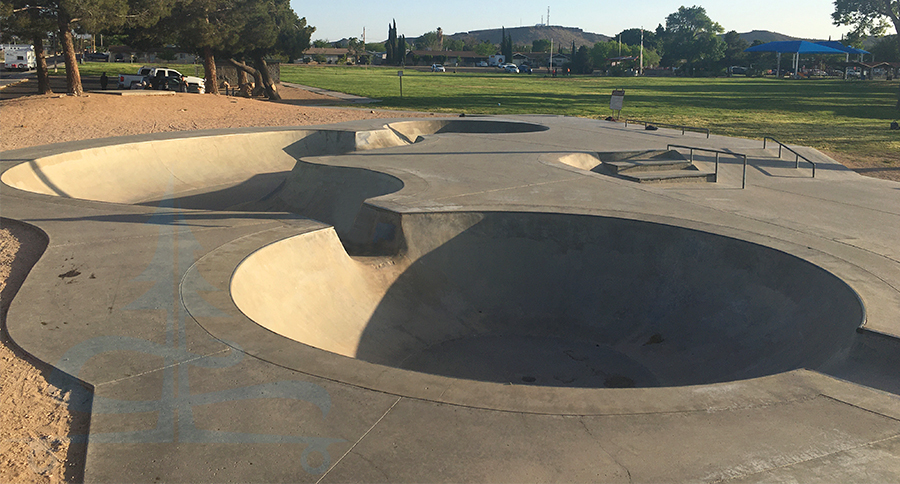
[300,48,355,64]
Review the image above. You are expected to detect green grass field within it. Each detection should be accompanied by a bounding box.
[280,65,900,163]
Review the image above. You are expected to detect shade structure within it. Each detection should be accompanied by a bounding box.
[744,41,848,55]
[744,41,848,78]
[813,41,870,55]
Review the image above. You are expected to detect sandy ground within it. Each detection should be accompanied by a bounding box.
[0,84,445,483]
[0,82,897,483]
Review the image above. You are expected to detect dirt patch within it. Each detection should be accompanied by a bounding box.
[1,221,81,484]
[824,150,900,183]
[0,84,445,152]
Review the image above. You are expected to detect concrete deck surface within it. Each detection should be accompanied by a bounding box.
[2,115,900,482]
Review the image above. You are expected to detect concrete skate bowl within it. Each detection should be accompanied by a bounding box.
[386,119,549,143]
[0,119,546,209]
[231,211,865,390]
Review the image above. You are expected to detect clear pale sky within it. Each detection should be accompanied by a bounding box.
[293,0,848,43]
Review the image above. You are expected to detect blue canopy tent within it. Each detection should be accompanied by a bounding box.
[744,41,846,78]
[814,41,870,62]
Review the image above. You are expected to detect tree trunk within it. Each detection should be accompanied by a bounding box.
[253,56,280,100]
[57,15,82,95]
[32,32,52,95]
[203,46,219,94]
[237,69,249,96]
[225,58,257,97]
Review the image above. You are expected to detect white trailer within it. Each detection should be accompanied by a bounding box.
[4,45,36,70]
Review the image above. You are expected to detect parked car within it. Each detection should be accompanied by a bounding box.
[730,66,747,75]
[476,61,489,67]
[519,65,532,74]
[85,52,109,62]
[117,66,205,93]
[431,64,446,72]
[503,64,519,74]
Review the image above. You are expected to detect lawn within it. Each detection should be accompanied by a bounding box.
[280,65,900,166]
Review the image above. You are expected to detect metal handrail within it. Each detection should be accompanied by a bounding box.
[625,119,711,138]
[762,137,816,178]
[667,144,749,189]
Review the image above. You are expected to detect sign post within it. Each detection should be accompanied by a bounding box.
[609,89,625,119]
[398,70,403,99]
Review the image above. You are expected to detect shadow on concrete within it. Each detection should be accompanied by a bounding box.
[353,212,868,389]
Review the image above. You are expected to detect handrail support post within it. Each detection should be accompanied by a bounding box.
[742,155,747,189]
[715,152,719,180]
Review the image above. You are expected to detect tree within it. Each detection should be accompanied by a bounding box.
[474,41,495,56]
[500,27,513,61]
[871,34,900,61]
[397,34,406,65]
[228,0,314,99]
[571,45,593,74]
[1,0,55,94]
[5,0,169,95]
[444,38,464,51]
[532,38,551,52]
[497,27,513,60]
[661,5,725,74]
[617,28,658,50]
[833,0,900,108]
[386,20,397,65]
[416,30,440,50]
[721,30,749,70]
[385,20,405,65]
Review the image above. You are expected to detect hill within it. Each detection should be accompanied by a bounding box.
[447,25,612,49]
[736,30,801,44]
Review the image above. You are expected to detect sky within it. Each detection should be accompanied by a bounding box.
[293,0,849,43]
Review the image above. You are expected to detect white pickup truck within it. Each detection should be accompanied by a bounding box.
[117,66,205,93]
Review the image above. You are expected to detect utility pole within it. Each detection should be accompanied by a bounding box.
[362,27,367,68]
[639,27,644,76]
[550,38,553,72]
[618,34,621,57]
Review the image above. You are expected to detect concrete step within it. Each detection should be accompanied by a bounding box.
[618,170,717,184]
[601,159,693,175]
[596,149,683,162]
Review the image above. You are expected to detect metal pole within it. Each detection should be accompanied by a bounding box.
[715,153,719,181]
[742,155,747,189]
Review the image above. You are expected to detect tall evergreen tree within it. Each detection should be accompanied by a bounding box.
[386,20,396,65]
[500,26,512,62]
[397,34,406,65]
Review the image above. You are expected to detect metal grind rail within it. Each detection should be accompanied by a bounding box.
[625,119,711,138]
[762,137,817,178]
[667,144,748,189]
